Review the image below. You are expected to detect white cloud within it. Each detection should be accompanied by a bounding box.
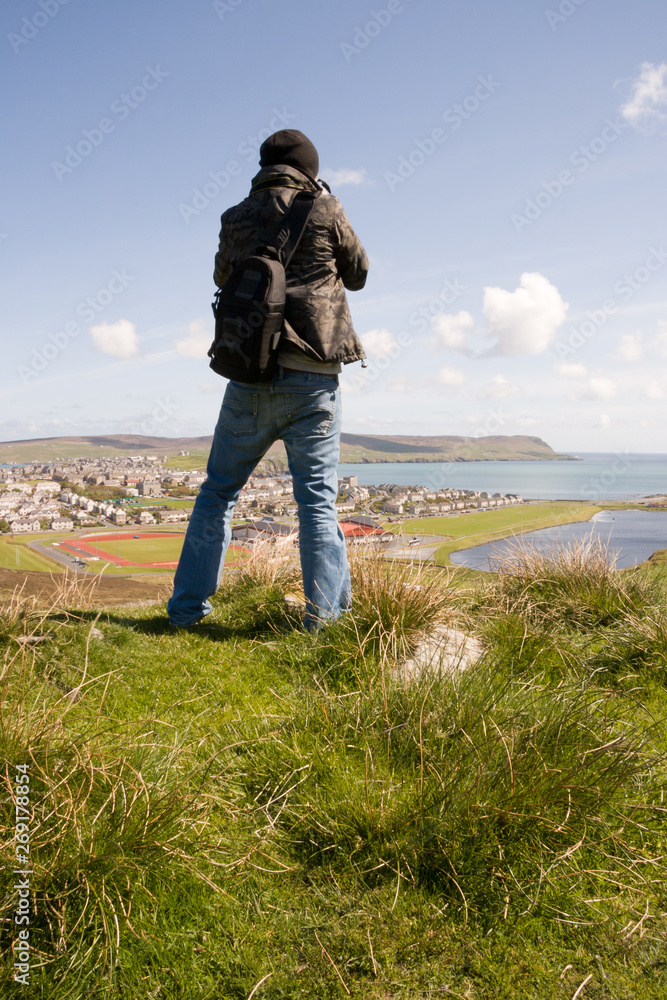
[430,310,474,352]
[479,374,517,399]
[199,382,221,394]
[616,332,643,362]
[320,167,369,186]
[90,319,139,359]
[554,361,587,377]
[361,328,398,358]
[438,366,466,386]
[175,319,211,359]
[587,376,617,400]
[598,413,611,429]
[620,62,667,131]
[482,272,568,355]
[646,378,665,400]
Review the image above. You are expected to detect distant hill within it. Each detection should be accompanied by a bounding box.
[0,435,212,462]
[337,433,570,463]
[0,433,572,470]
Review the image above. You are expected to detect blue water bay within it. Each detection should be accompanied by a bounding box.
[449,510,667,572]
[337,453,667,501]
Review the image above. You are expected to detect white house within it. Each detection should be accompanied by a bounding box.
[50,517,74,531]
[12,518,41,533]
[159,509,190,523]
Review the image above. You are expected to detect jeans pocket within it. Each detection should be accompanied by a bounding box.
[286,389,337,437]
[218,383,258,436]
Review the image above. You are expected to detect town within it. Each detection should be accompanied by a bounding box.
[0,453,525,538]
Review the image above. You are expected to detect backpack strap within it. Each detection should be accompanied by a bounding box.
[272,190,319,268]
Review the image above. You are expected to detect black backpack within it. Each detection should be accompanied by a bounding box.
[208,190,318,382]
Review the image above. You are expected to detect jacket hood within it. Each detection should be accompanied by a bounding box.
[249,163,320,196]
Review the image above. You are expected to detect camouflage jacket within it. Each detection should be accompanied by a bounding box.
[214,164,369,365]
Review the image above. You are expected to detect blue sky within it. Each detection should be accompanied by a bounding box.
[2,0,666,452]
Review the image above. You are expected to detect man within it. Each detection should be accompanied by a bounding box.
[168,129,369,630]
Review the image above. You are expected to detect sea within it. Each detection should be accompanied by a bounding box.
[450,509,667,571]
[337,452,667,502]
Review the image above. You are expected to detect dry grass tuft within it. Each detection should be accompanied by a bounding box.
[483,535,656,630]
[234,539,301,592]
[493,533,616,580]
[322,550,458,670]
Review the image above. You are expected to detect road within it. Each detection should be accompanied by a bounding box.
[384,534,448,562]
[28,538,88,573]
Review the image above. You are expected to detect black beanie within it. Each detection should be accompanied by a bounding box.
[259,129,319,179]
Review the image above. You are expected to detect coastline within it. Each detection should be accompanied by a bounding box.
[390,499,666,570]
[390,501,598,569]
[343,454,577,464]
[413,502,666,571]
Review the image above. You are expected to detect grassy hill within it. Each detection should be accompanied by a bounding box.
[0,432,571,470]
[0,434,211,463]
[338,432,571,463]
[1,547,666,997]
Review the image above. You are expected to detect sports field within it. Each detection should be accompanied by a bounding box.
[60,532,245,570]
[61,532,185,568]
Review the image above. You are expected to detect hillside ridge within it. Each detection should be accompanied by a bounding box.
[0,432,572,465]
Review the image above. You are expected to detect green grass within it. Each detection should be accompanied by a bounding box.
[165,454,209,471]
[0,534,64,572]
[397,501,598,566]
[157,498,196,509]
[1,546,666,997]
[83,534,185,563]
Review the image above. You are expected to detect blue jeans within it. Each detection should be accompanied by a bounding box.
[167,370,351,630]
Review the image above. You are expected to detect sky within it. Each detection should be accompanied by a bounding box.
[2,0,666,453]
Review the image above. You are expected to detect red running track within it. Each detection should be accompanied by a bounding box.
[59,532,242,568]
